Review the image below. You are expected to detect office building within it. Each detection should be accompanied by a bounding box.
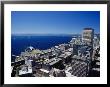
[82,28,94,46]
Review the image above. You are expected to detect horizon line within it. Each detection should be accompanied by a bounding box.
[11,33,100,35]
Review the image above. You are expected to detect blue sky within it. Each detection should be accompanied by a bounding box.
[11,11,100,34]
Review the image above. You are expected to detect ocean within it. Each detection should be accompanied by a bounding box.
[11,35,73,57]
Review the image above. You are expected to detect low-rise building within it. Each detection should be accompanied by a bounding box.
[42,57,63,70]
[18,65,33,77]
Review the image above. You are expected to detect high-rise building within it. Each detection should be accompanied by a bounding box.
[82,28,94,46]
[71,59,89,77]
[73,44,79,55]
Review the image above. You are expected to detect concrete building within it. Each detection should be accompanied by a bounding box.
[42,57,63,70]
[71,60,89,77]
[73,44,79,55]
[82,28,94,46]
[49,68,66,77]
[34,69,50,77]
[18,65,33,77]
[59,52,72,64]
[78,45,92,59]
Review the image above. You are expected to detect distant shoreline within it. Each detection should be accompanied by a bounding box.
[11,34,81,36]
[11,33,100,36]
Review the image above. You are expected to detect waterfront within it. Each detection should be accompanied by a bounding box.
[11,35,73,58]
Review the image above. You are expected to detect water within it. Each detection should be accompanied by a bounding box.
[11,35,73,57]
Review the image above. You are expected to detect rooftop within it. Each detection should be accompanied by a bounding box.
[19,66,32,75]
[44,57,61,65]
[40,69,49,73]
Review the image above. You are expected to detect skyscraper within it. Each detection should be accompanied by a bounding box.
[82,28,94,46]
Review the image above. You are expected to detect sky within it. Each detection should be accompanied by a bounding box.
[11,11,100,34]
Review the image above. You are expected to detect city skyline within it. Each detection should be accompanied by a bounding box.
[11,11,100,34]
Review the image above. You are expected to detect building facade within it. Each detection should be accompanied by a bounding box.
[82,28,94,46]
